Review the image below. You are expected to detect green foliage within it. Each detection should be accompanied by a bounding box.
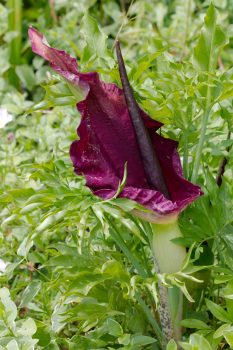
[180,334,213,350]
[0,1,233,349]
[193,4,227,72]
[0,287,38,349]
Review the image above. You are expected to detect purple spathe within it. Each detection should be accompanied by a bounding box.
[29,27,202,220]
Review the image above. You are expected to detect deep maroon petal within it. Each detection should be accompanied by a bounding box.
[29,27,202,218]
[28,27,88,92]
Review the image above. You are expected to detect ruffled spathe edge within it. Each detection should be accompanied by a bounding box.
[29,27,203,220]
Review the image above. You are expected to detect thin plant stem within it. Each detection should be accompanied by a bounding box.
[112,0,135,48]
[135,292,164,348]
[49,0,58,24]
[181,0,192,58]
[182,132,189,179]
[8,0,22,65]
[7,0,22,87]
[105,218,163,346]
[192,12,217,182]
[107,219,148,278]
[216,130,231,186]
[191,104,212,182]
[119,0,126,12]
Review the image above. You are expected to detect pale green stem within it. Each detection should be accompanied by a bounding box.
[182,132,189,179]
[181,0,192,58]
[191,105,212,183]
[191,16,215,183]
[151,220,186,345]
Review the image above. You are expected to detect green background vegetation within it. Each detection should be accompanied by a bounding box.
[0,1,233,349]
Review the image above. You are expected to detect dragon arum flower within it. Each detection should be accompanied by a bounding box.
[28,27,202,224]
[29,27,203,343]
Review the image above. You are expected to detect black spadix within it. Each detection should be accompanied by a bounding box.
[115,41,170,199]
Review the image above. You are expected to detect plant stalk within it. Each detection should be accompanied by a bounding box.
[182,132,189,179]
[151,220,186,345]
[216,130,231,187]
[7,0,22,87]
[191,104,212,183]
[191,15,216,184]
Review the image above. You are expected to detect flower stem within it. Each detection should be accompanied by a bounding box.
[191,105,212,183]
[151,220,186,344]
[181,0,192,59]
[216,130,231,187]
[182,131,189,179]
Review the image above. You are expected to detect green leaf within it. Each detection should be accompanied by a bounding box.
[46,254,94,270]
[180,318,210,330]
[36,210,67,233]
[19,280,41,308]
[131,335,157,347]
[34,326,51,347]
[70,271,108,295]
[45,341,60,350]
[118,334,131,345]
[15,64,36,90]
[20,202,43,214]
[205,298,232,323]
[166,339,177,350]
[219,224,233,257]
[0,287,17,331]
[105,318,123,337]
[213,323,232,338]
[80,13,113,66]
[16,317,37,336]
[180,334,212,350]
[113,162,128,198]
[224,332,233,347]
[193,4,228,72]
[51,304,67,333]
[65,298,123,322]
[17,237,33,257]
[102,260,129,281]
[108,223,147,278]
[6,340,19,350]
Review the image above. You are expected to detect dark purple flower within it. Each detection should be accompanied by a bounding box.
[29,27,202,222]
